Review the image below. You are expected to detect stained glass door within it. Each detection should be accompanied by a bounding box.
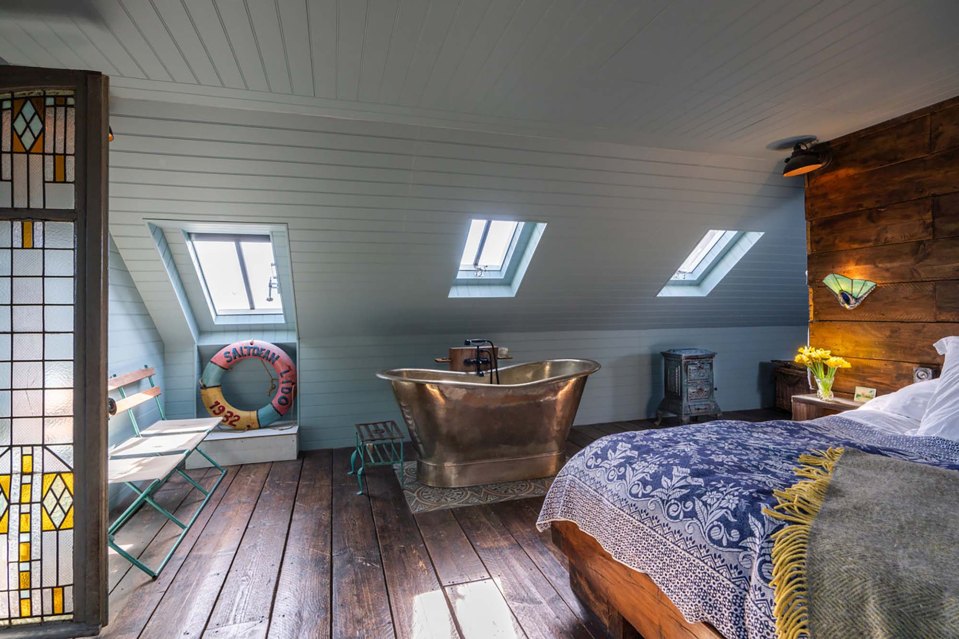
[0,66,108,636]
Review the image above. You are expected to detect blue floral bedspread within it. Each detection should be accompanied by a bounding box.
[537,417,959,639]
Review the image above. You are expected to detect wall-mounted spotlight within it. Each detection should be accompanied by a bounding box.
[783,141,829,177]
[108,126,114,142]
[823,273,876,309]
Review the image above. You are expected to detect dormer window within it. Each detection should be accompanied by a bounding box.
[658,229,763,297]
[188,233,283,315]
[450,218,546,297]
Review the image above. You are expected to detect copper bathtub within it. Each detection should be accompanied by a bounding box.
[376,359,600,487]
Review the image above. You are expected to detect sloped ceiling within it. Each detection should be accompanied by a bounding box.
[0,0,958,155]
[4,1,955,338]
[106,96,806,338]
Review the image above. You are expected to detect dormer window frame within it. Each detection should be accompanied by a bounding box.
[186,231,285,321]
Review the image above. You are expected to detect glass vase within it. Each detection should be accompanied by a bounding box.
[815,376,834,401]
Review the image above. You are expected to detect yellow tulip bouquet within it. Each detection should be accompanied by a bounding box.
[794,346,851,400]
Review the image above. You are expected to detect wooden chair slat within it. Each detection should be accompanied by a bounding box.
[112,386,162,414]
[107,367,156,391]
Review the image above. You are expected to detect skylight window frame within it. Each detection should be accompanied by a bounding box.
[658,229,764,298]
[187,232,284,317]
[456,220,530,282]
[669,230,742,286]
[449,218,547,298]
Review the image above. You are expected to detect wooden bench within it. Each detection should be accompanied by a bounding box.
[107,366,226,578]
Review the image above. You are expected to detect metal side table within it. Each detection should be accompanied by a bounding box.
[348,420,405,495]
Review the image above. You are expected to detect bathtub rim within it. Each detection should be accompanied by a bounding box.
[375,358,600,388]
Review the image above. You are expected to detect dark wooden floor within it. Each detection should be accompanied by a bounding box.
[99,409,786,639]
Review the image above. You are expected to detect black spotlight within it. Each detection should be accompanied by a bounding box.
[783,142,828,177]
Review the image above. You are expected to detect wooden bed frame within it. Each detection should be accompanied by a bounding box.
[551,521,724,639]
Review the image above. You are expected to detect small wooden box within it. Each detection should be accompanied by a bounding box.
[772,360,808,412]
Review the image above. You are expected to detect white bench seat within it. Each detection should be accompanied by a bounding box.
[109,431,208,460]
[109,452,188,484]
[140,417,222,437]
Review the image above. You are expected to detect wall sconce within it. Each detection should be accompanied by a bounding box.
[783,141,829,177]
[823,273,876,309]
[108,126,114,142]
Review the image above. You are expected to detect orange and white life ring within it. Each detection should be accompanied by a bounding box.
[199,339,297,430]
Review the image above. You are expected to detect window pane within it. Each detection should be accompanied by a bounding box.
[193,239,249,312]
[477,221,518,269]
[459,220,487,269]
[240,241,282,311]
[676,229,725,274]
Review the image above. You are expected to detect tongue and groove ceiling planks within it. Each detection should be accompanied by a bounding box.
[3,1,957,336]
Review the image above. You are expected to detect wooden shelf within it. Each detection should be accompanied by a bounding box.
[791,393,864,420]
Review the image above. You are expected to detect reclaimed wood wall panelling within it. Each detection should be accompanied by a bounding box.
[806,95,959,394]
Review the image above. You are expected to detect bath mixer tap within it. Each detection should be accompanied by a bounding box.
[464,339,500,383]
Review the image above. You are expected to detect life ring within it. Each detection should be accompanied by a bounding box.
[199,339,297,430]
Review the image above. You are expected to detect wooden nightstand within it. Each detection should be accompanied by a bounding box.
[791,394,863,420]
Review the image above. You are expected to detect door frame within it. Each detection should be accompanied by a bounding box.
[0,65,108,637]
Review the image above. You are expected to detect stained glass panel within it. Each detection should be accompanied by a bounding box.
[0,92,75,210]
[0,219,74,625]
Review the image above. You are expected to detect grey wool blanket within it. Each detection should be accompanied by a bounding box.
[766,447,959,639]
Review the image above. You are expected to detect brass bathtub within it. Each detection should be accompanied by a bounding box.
[376,359,600,487]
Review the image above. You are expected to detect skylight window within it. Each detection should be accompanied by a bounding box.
[659,229,764,297]
[189,233,282,315]
[458,219,521,277]
[450,218,546,298]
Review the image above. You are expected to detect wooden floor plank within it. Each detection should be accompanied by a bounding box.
[331,449,395,639]
[267,450,333,639]
[453,505,596,639]
[136,463,272,639]
[571,425,611,443]
[100,468,238,639]
[493,499,605,637]
[204,460,303,638]
[565,428,597,449]
[367,468,460,639]
[445,580,528,639]
[414,509,489,587]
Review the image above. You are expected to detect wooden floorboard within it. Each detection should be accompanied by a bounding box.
[137,463,271,639]
[367,468,460,639]
[330,449,395,639]
[204,460,303,638]
[102,410,783,639]
[267,451,333,639]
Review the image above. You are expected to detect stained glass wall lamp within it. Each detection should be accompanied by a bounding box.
[0,66,109,636]
[822,273,877,310]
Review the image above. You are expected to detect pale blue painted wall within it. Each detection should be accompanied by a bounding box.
[107,236,165,446]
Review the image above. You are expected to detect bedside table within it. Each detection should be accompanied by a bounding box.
[791,394,862,420]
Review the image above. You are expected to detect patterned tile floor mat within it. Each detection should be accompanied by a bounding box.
[394,462,555,513]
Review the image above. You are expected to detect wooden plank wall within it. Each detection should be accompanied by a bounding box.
[806,96,959,394]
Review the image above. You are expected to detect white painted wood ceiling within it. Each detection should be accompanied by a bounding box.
[2,0,959,155]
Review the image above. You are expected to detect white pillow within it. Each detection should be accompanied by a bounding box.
[916,337,959,441]
[859,379,939,424]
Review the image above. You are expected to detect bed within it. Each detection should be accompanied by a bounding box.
[538,408,959,639]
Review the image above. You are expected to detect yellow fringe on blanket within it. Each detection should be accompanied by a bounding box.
[762,447,846,639]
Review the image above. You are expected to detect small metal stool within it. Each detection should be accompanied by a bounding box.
[348,420,405,495]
